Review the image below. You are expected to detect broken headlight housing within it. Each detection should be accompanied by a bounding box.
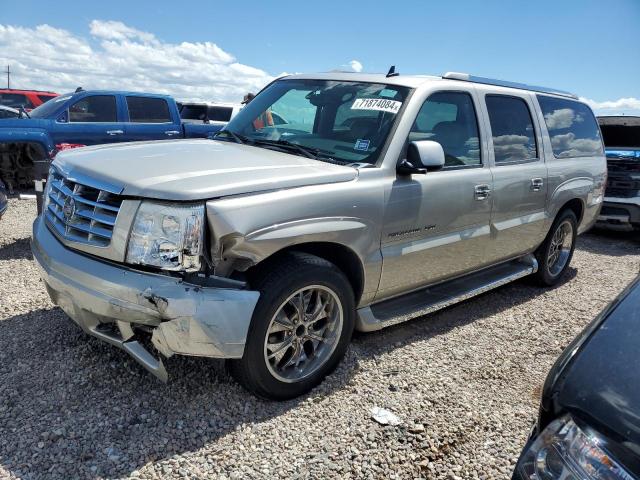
[517,415,633,479]
[126,201,204,272]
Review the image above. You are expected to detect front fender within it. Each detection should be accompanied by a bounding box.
[215,216,371,273]
[0,127,55,157]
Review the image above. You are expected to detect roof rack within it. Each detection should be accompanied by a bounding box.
[442,72,578,99]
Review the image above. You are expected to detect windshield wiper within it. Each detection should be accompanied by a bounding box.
[251,138,319,159]
[250,138,345,164]
[213,130,248,144]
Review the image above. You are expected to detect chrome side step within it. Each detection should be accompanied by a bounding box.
[356,254,538,332]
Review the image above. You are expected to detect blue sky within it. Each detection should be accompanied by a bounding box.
[1,0,639,111]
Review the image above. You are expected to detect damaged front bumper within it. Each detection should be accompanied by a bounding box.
[31,216,260,381]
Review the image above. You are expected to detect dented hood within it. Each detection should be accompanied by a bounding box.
[54,139,358,200]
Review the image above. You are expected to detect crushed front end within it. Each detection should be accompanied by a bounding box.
[31,164,259,381]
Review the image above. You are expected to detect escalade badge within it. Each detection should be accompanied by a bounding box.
[62,197,76,221]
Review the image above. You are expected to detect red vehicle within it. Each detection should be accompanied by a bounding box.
[0,89,58,111]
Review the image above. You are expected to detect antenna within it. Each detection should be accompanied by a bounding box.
[5,65,9,89]
[386,65,399,78]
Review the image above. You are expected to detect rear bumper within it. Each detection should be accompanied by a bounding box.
[596,197,640,231]
[31,216,260,380]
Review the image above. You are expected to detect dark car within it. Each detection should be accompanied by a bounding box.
[513,275,640,479]
[0,179,7,218]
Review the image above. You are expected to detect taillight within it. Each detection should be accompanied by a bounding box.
[52,143,86,158]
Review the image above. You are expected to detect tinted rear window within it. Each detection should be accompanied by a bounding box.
[180,105,207,121]
[0,93,33,108]
[537,96,603,158]
[37,95,56,104]
[208,106,233,122]
[126,96,171,123]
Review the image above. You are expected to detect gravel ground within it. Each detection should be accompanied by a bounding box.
[1,197,638,480]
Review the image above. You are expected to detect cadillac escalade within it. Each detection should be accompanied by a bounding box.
[31,72,606,399]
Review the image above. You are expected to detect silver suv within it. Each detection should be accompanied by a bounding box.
[32,72,606,399]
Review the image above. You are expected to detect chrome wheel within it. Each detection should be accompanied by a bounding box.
[547,220,574,276]
[264,285,343,383]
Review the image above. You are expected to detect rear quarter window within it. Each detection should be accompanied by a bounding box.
[537,96,603,158]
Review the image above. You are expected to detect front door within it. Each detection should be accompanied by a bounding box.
[377,90,493,301]
[50,94,125,146]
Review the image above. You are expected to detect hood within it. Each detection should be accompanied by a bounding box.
[553,277,640,462]
[0,118,51,129]
[54,139,358,200]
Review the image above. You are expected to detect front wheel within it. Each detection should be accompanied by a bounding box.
[533,209,578,286]
[228,252,355,400]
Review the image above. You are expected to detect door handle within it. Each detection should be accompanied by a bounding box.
[106,130,123,136]
[165,130,181,136]
[474,184,491,201]
[530,178,544,191]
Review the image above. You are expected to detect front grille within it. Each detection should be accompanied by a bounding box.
[45,169,123,247]
[606,159,640,199]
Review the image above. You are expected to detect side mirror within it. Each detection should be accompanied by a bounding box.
[398,140,445,175]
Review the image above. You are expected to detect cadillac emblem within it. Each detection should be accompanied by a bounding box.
[62,196,76,221]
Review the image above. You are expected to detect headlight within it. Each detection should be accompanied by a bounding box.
[517,415,633,479]
[42,168,55,214]
[126,201,204,272]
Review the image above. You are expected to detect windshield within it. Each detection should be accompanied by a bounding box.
[30,93,73,118]
[222,79,410,164]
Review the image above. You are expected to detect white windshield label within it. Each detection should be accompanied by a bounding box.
[351,98,402,114]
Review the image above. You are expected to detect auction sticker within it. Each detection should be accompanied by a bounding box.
[351,98,402,114]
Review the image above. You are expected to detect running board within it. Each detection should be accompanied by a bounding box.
[356,254,538,332]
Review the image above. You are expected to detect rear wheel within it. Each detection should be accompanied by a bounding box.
[533,209,577,286]
[228,252,355,400]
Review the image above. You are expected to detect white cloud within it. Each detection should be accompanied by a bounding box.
[0,21,276,103]
[580,96,640,116]
[348,60,363,73]
[543,108,577,130]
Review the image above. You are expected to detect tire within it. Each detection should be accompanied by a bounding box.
[228,252,355,400]
[533,209,578,286]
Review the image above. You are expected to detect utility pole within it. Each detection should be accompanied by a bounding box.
[5,65,9,89]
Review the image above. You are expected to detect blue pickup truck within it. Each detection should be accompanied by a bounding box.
[0,90,224,190]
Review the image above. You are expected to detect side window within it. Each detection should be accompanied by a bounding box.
[37,95,56,104]
[69,95,117,123]
[537,95,603,158]
[207,106,233,122]
[486,95,538,164]
[126,96,171,123]
[0,93,33,109]
[410,91,481,167]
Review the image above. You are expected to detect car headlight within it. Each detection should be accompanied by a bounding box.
[126,201,205,272]
[42,168,55,214]
[517,415,633,479]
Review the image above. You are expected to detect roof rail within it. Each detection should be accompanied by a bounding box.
[442,72,578,99]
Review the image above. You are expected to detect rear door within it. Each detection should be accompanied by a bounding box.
[49,94,125,146]
[123,96,179,141]
[479,91,548,263]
